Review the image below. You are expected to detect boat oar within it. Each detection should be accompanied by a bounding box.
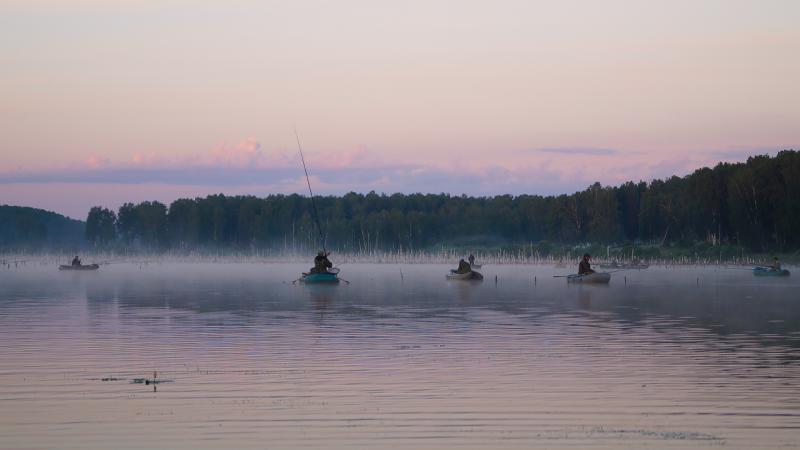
[339,278,351,285]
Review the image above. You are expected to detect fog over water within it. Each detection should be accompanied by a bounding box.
[1,262,799,449]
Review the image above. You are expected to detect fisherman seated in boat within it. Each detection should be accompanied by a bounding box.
[455,259,472,274]
[770,257,782,271]
[71,255,81,266]
[578,253,595,275]
[310,251,333,274]
[468,254,475,266]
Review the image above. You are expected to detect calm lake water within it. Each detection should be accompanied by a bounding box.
[1,262,799,449]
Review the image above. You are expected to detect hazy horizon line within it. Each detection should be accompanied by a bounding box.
[2,147,795,221]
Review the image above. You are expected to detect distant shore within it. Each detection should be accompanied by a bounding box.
[1,247,794,268]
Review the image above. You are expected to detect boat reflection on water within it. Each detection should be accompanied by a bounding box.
[1,262,800,449]
[305,284,337,320]
[71,263,800,342]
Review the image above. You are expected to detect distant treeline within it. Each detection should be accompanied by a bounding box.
[0,205,85,250]
[80,150,800,254]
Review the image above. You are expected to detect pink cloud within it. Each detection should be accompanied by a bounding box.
[68,139,408,176]
[84,155,111,169]
[130,151,160,166]
[208,138,268,168]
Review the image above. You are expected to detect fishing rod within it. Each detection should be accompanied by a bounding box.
[294,127,327,254]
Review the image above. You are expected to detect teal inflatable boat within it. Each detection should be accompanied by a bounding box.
[753,267,790,277]
[299,268,341,284]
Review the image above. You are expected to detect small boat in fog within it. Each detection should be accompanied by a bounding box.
[299,268,341,284]
[752,267,790,277]
[446,270,484,281]
[59,264,100,271]
[566,272,611,284]
[449,258,483,281]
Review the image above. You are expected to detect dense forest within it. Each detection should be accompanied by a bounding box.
[0,205,85,250]
[76,150,799,255]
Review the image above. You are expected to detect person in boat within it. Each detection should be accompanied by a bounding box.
[468,254,475,266]
[71,255,81,266]
[310,250,333,274]
[578,253,595,275]
[455,258,472,274]
[770,257,782,272]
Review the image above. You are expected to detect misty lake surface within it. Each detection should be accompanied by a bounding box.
[1,262,799,449]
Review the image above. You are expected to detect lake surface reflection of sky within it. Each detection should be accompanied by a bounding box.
[1,263,799,449]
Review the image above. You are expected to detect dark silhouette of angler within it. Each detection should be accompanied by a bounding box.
[578,253,595,275]
[310,250,333,274]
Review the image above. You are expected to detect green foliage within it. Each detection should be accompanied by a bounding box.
[0,205,85,250]
[85,207,116,246]
[79,149,800,253]
[112,201,168,249]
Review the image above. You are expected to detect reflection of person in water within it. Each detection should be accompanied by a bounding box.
[578,286,592,309]
[308,287,332,321]
[310,251,332,274]
[307,282,342,325]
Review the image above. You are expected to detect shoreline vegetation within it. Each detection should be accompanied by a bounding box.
[2,151,799,264]
[0,247,794,268]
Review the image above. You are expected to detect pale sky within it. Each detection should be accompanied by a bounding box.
[1,0,799,218]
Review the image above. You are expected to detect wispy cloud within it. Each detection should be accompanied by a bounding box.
[707,148,782,160]
[535,148,619,156]
[0,162,570,194]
